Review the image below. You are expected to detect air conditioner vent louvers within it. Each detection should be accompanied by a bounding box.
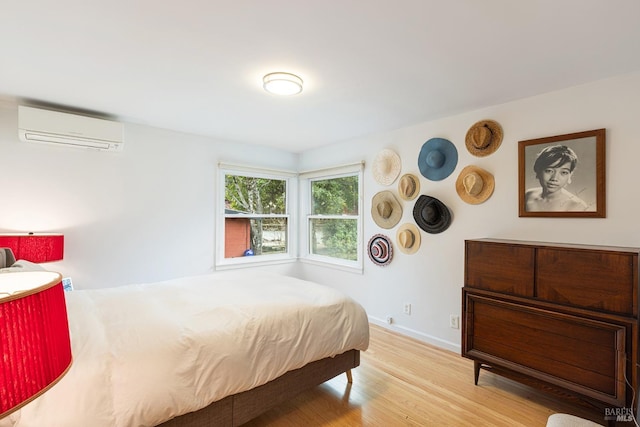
[18,106,124,152]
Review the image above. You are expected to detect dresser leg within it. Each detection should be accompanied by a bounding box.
[474,361,481,385]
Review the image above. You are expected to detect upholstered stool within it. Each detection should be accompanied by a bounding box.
[546,413,603,427]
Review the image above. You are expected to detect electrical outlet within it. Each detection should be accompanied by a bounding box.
[449,315,460,329]
[403,303,411,315]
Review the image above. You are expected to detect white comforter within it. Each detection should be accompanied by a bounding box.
[0,270,369,427]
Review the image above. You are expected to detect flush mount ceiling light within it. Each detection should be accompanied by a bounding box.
[263,72,303,96]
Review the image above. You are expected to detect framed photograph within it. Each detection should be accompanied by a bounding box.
[518,128,606,218]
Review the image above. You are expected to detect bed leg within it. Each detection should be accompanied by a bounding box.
[346,369,353,384]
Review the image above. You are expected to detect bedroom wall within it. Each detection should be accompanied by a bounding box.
[1,72,638,353]
[0,98,299,289]
[296,72,640,352]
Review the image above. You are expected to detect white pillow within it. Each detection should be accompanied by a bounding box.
[0,260,47,273]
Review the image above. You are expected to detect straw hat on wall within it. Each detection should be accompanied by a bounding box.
[396,223,421,254]
[398,173,420,201]
[455,165,495,204]
[371,190,402,229]
[465,120,503,157]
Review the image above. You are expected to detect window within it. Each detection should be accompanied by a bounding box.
[301,163,363,271]
[217,164,296,268]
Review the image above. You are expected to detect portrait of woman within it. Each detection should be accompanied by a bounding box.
[524,145,589,212]
[519,129,605,217]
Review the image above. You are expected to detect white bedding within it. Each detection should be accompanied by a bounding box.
[0,270,369,427]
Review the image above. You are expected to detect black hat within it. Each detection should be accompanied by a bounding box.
[412,195,452,234]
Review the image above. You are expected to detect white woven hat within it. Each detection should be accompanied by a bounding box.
[373,149,401,186]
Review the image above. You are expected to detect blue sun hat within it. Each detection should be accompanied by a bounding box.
[418,138,458,181]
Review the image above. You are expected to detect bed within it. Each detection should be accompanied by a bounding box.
[0,268,369,427]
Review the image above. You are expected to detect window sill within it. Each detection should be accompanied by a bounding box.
[298,256,363,274]
[215,255,296,271]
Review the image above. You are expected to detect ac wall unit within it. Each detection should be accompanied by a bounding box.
[18,105,124,152]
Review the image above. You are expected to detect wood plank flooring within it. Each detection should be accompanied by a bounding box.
[244,324,612,426]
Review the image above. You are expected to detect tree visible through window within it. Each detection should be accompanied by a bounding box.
[309,175,359,261]
[224,174,288,258]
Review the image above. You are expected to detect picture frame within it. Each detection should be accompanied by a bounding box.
[518,128,606,218]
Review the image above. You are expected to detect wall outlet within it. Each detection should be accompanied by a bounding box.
[386,315,393,324]
[403,303,411,315]
[449,315,460,329]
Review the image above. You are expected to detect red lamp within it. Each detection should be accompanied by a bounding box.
[0,271,72,417]
[0,233,64,263]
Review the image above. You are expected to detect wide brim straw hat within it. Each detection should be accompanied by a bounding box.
[398,173,420,201]
[371,190,402,229]
[418,138,458,181]
[373,149,401,185]
[455,165,495,204]
[465,120,503,157]
[396,223,421,254]
[412,194,452,234]
[368,234,393,266]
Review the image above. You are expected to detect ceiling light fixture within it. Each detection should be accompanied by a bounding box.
[263,72,303,96]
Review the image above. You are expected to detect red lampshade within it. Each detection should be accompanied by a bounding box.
[0,271,72,418]
[0,234,64,263]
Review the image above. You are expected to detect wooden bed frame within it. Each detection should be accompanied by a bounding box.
[157,349,360,427]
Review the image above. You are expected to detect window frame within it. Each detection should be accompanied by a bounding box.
[216,164,297,269]
[299,163,364,273]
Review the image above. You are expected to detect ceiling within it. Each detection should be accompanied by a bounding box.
[1,1,639,153]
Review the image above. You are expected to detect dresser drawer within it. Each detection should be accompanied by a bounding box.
[537,248,636,315]
[463,291,626,406]
[465,240,534,297]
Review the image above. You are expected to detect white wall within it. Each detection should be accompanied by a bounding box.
[1,72,638,353]
[0,98,299,289]
[297,72,640,352]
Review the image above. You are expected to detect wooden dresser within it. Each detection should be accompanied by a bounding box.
[462,238,640,413]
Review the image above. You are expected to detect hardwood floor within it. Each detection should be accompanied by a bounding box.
[244,324,613,426]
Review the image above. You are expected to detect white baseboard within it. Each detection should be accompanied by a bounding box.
[368,316,461,354]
